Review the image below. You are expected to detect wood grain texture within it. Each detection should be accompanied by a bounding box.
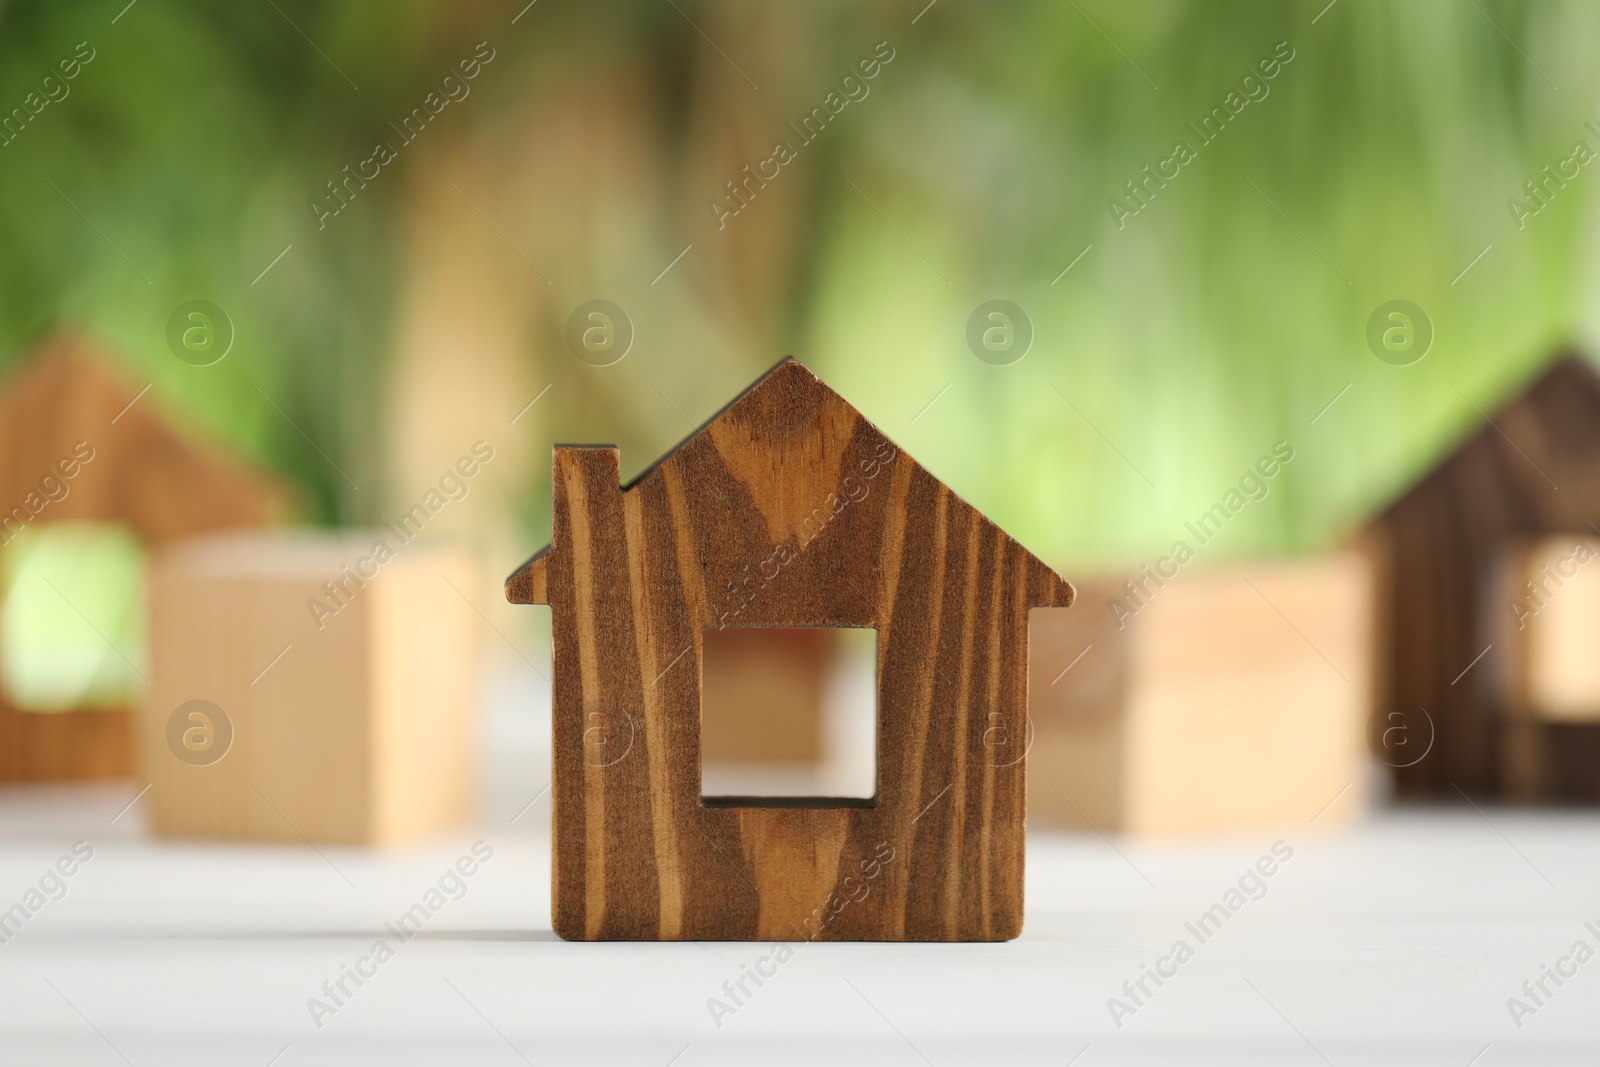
[0,336,288,781]
[1361,354,1600,801]
[507,358,1073,941]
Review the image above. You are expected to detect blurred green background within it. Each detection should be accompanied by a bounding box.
[1,0,1593,580]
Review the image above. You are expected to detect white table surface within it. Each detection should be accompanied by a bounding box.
[1,666,1596,1065]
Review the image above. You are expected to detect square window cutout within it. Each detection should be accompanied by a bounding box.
[1,522,147,712]
[699,627,877,807]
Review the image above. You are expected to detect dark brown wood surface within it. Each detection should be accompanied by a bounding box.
[508,358,1073,940]
[1362,354,1600,800]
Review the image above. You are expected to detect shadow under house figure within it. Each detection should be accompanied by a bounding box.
[506,357,1074,941]
[1358,352,1600,802]
[0,335,288,781]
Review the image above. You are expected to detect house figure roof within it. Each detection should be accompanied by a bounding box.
[0,334,288,544]
[507,356,1072,941]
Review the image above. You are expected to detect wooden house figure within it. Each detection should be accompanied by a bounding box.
[0,335,286,780]
[1361,353,1600,801]
[506,358,1074,941]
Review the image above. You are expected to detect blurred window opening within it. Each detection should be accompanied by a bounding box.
[700,626,878,803]
[1,522,147,712]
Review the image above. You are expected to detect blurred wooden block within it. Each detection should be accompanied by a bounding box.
[0,334,287,781]
[700,627,828,764]
[1028,553,1371,835]
[140,532,476,845]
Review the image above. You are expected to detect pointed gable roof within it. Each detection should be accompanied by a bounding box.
[1365,352,1600,529]
[0,334,289,542]
[507,357,1072,607]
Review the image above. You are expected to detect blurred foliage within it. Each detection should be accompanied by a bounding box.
[802,0,1600,567]
[0,0,479,522]
[1,0,1596,570]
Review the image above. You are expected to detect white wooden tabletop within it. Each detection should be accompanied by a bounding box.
[0,667,1594,1065]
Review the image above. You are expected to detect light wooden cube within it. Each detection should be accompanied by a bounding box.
[140,532,477,844]
[1028,553,1372,835]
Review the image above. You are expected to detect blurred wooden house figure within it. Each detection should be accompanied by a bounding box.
[0,334,286,781]
[1360,353,1600,801]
